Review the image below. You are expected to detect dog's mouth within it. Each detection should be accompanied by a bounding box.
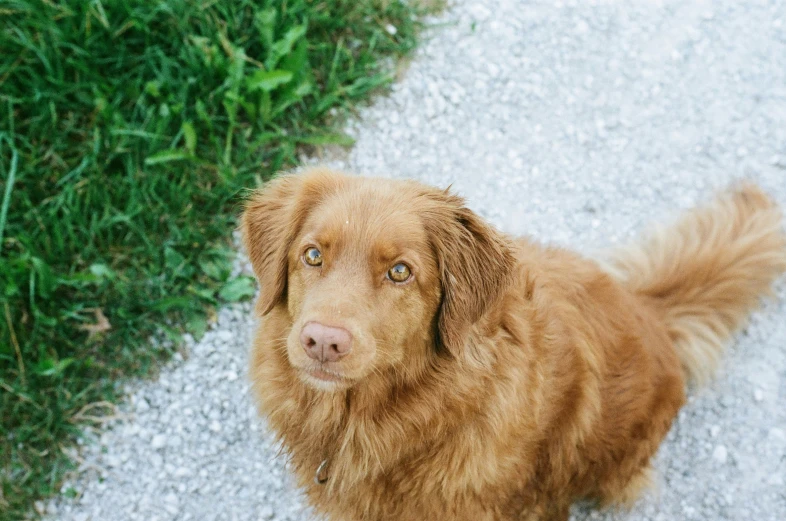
[306,367,345,382]
[299,365,356,390]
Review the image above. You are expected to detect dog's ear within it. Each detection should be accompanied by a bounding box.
[241,168,345,316]
[422,189,516,364]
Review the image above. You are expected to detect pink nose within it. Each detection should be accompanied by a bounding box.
[300,322,352,363]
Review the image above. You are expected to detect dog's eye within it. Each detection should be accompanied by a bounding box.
[303,247,323,267]
[387,263,411,283]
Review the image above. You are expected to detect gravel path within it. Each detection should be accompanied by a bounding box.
[48,0,786,520]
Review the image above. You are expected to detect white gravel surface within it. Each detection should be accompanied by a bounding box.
[48,0,786,520]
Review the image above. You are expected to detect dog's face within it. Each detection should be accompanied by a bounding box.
[242,168,514,392]
[283,181,444,390]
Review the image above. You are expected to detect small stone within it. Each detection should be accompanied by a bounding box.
[753,389,764,402]
[209,421,222,433]
[712,445,728,464]
[151,434,167,449]
[768,427,785,442]
[163,492,180,514]
[259,505,275,519]
[385,24,397,35]
[150,453,163,469]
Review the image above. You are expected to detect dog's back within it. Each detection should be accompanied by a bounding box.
[604,184,786,385]
[582,184,786,507]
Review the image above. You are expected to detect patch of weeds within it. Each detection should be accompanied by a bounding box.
[0,0,436,518]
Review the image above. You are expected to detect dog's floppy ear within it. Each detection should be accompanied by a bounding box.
[241,168,345,316]
[422,189,516,364]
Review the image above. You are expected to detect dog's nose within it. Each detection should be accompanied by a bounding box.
[300,322,352,363]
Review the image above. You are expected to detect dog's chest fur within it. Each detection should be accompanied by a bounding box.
[250,301,586,521]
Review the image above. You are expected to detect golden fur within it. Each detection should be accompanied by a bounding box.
[241,168,786,521]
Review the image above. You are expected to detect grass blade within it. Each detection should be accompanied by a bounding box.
[0,143,18,254]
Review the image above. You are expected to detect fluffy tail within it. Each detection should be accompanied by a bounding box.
[603,183,786,385]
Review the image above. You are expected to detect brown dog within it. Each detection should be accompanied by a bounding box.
[241,167,786,521]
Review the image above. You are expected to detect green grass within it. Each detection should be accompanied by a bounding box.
[0,1,431,518]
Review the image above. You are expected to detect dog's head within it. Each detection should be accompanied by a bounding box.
[242,168,515,391]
